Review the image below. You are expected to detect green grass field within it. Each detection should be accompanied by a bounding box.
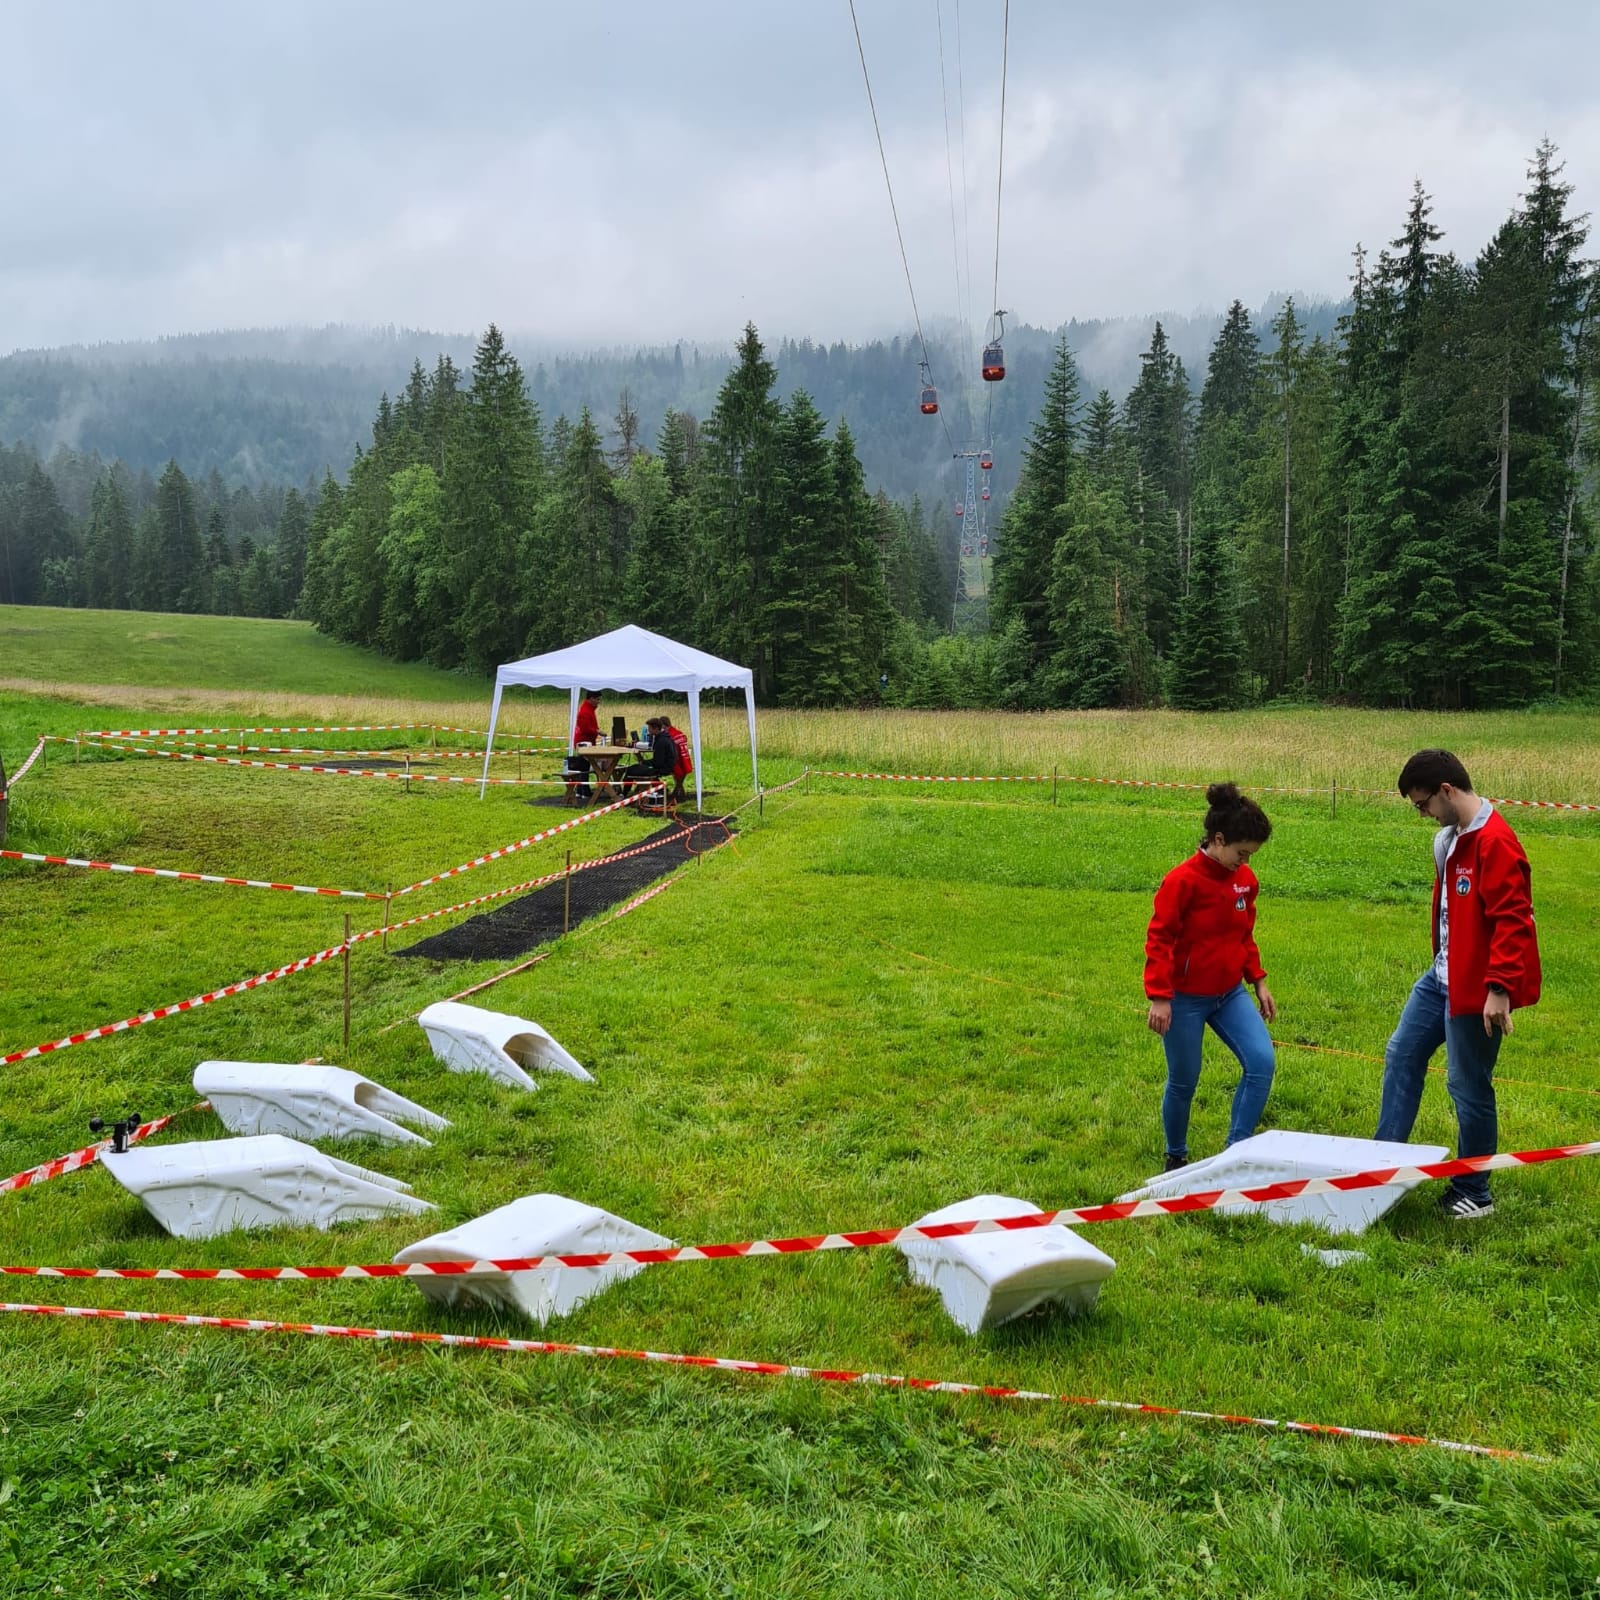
[2,609,1599,1598]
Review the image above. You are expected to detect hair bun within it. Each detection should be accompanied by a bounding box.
[1206,781,1241,807]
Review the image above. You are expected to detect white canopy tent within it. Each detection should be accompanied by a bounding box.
[477,625,757,811]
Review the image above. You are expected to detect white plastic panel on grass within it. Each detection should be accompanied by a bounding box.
[417,1002,592,1090]
[1116,1130,1452,1237]
[100,1133,434,1240]
[898,1193,1117,1335]
[395,1193,673,1325]
[194,1061,450,1146]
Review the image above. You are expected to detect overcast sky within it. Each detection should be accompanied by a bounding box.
[6,1,1599,354]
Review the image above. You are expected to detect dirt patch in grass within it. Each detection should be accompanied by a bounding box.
[395,815,736,962]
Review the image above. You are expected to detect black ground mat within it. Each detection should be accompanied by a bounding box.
[395,816,736,962]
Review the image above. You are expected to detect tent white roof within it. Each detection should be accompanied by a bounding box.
[479,625,757,809]
[491,625,753,694]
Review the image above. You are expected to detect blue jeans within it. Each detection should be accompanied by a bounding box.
[1161,985,1277,1159]
[1375,969,1500,1203]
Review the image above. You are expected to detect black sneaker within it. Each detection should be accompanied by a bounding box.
[1438,1190,1494,1221]
[1163,1154,1189,1173]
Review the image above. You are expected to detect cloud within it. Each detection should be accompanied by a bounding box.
[3,2,1598,351]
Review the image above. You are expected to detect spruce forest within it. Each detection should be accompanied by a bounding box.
[3,146,1597,710]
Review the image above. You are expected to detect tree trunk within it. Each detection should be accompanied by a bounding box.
[1281,421,1292,690]
[1555,286,1596,697]
[1497,390,1509,556]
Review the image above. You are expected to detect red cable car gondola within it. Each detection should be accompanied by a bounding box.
[981,488,990,501]
[918,360,939,415]
[979,451,993,471]
[981,310,1008,382]
[955,501,965,517]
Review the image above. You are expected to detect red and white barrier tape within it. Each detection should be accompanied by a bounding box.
[0,847,384,901]
[19,1140,1593,1283]
[113,741,553,762]
[813,769,1053,785]
[0,1302,1531,1459]
[0,801,678,1065]
[2,939,351,1067]
[390,788,659,898]
[0,1105,206,1198]
[70,739,564,788]
[809,769,1599,812]
[1485,794,1600,814]
[3,736,48,797]
[80,723,430,740]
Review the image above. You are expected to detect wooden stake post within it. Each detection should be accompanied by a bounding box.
[342,914,352,1050]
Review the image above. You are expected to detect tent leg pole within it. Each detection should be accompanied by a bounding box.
[564,849,572,934]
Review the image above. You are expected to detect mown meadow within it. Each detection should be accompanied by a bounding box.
[1,607,1598,1598]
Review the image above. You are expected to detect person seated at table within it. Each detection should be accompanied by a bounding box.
[619,716,678,804]
[662,713,692,806]
[569,689,601,801]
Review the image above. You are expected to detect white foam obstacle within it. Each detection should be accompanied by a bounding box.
[1116,1130,1452,1237]
[898,1194,1117,1335]
[100,1134,434,1240]
[195,1061,449,1147]
[417,1002,592,1091]
[394,1194,673,1325]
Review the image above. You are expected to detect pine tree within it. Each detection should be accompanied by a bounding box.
[444,325,544,671]
[1121,323,1192,654]
[377,464,446,659]
[696,324,782,691]
[990,336,1082,694]
[275,488,310,613]
[1046,484,1129,707]
[766,389,847,704]
[151,462,203,612]
[831,419,892,698]
[84,474,133,608]
[1167,515,1245,709]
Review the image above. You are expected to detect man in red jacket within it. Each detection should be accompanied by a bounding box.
[569,690,601,801]
[1376,749,1541,1221]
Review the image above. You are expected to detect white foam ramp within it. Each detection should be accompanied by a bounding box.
[418,1002,592,1091]
[100,1134,434,1240]
[194,1061,449,1147]
[899,1193,1117,1335]
[1116,1130,1452,1237]
[395,1194,673,1325]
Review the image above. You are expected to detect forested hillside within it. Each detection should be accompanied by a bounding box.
[3,146,1596,709]
[0,304,1341,505]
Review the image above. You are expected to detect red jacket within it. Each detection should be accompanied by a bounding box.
[667,725,692,777]
[573,700,599,746]
[1433,806,1541,1016]
[1144,851,1266,1000]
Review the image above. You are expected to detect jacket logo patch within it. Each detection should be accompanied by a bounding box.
[1234,895,1247,911]
[1455,875,1471,896]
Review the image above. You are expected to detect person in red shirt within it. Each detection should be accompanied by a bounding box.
[662,714,692,806]
[569,690,601,801]
[1144,783,1277,1170]
[1376,749,1541,1221]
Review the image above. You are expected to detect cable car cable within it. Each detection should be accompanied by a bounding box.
[846,0,957,454]
[936,1,967,357]
[983,0,1011,451]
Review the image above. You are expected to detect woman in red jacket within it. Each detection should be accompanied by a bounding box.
[1144,782,1278,1171]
